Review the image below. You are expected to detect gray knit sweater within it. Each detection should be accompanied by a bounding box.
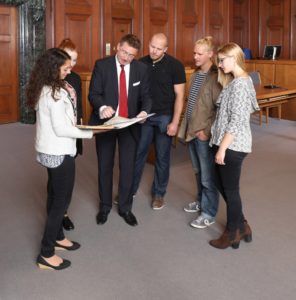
[210,77,259,153]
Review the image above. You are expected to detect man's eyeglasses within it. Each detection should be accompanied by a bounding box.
[119,47,136,59]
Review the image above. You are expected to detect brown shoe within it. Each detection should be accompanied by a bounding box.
[240,220,252,242]
[152,196,164,210]
[209,229,240,249]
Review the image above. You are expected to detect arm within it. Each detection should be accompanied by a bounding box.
[89,60,115,119]
[50,97,93,139]
[215,132,234,165]
[167,83,185,136]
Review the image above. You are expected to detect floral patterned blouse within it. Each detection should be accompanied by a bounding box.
[210,76,260,153]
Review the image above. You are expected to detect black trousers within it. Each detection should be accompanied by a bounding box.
[213,146,247,233]
[95,128,137,214]
[40,155,75,257]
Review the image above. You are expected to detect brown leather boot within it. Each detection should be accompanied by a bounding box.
[240,220,252,242]
[209,229,240,249]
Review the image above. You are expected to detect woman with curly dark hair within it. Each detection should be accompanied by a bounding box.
[27,48,94,270]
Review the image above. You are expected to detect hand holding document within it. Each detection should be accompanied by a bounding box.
[76,113,155,131]
[103,113,155,129]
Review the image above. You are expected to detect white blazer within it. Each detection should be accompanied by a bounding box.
[35,86,92,156]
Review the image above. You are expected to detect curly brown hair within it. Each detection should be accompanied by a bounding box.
[26,48,71,109]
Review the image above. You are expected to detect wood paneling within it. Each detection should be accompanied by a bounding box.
[102,0,142,57]
[143,0,175,56]
[0,5,18,123]
[45,0,296,64]
[275,63,296,120]
[175,0,202,66]
[232,0,252,48]
[204,0,229,46]
[290,0,296,59]
[246,59,296,121]
[259,0,291,59]
[46,0,101,71]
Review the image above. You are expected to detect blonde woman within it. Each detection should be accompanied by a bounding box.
[209,42,259,249]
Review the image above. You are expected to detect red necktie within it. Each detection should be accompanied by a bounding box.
[119,65,128,117]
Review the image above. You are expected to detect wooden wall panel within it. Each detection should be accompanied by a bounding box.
[102,0,142,57]
[290,0,296,59]
[275,63,296,120]
[0,5,18,123]
[232,0,250,48]
[204,0,229,46]
[176,0,202,66]
[142,0,175,56]
[259,0,290,59]
[46,0,100,71]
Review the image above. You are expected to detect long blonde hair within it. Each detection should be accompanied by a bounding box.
[217,42,246,87]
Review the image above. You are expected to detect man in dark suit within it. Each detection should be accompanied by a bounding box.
[88,34,151,226]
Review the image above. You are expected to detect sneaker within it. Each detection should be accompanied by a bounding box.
[152,196,164,210]
[184,201,200,213]
[190,215,215,229]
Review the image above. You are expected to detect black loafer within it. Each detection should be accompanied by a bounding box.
[118,211,138,226]
[96,211,109,225]
[36,255,71,270]
[62,215,74,231]
[55,240,80,251]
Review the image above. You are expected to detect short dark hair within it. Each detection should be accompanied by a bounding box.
[119,34,141,50]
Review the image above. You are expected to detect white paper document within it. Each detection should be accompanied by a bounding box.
[103,113,155,129]
[76,113,155,130]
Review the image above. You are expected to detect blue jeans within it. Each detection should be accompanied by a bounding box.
[133,115,172,197]
[189,138,219,218]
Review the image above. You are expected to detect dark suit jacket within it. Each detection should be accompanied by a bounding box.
[88,56,152,132]
[65,71,83,155]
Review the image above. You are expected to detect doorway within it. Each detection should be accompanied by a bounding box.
[0,5,18,123]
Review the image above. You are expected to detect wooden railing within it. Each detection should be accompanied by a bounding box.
[246,60,296,121]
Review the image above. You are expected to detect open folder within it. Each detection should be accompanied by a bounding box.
[76,113,155,130]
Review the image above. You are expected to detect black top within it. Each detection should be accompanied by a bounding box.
[140,54,186,115]
[65,71,83,155]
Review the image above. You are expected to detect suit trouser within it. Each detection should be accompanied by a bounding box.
[213,146,247,232]
[40,156,75,257]
[95,128,137,213]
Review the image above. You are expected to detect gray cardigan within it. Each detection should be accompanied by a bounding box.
[210,77,260,153]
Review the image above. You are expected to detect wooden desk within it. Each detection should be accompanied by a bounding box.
[255,86,296,125]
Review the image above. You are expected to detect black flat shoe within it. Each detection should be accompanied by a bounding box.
[96,211,109,225]
[36,255,71,270]
[62,215,74,231]
[55,240,80,251]
[118,211,138,226]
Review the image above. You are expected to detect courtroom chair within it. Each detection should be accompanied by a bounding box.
[248,71,265,124]
[249,71,261,86]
